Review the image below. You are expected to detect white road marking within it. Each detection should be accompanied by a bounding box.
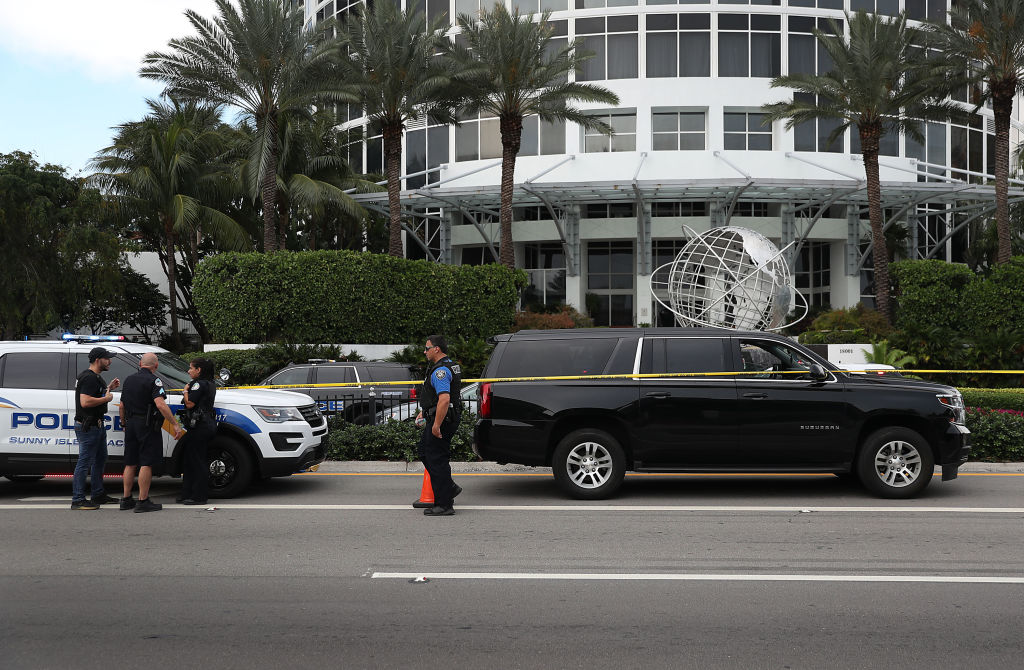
[371,572,1024,584]
[6,502,1024,513]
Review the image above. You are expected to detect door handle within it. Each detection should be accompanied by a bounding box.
[644,392,670,399]
[742,392,768,399]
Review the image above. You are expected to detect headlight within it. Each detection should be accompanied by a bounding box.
[936,393,966,425]
[253,406,304,423]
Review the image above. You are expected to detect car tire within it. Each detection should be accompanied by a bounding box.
[552,429,626,500]
[856,427,934,499]
[4,474,46,482]
[206,436,254,499]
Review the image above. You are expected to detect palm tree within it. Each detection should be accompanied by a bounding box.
[926,0,1024,265]
[234,108,380,250]
[763,11,956,322]
[91,99,250,347]
[864,339,918,368]
[450,6,619,269]
[336,2,455,257]
[140,0,348,252]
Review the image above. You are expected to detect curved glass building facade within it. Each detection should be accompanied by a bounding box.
[306,0,1024,327]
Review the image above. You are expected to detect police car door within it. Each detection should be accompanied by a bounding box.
[0,350,72,470]
[73,353,138,469]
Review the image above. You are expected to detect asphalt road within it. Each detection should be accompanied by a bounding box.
[2,469,1023,669]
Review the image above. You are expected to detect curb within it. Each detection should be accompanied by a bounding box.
[315,461,1024,474]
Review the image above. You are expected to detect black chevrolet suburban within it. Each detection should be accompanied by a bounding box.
[473,328,970,499]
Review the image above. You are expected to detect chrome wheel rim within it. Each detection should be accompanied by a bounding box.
[873,440,923,488]
[565,442,614,489]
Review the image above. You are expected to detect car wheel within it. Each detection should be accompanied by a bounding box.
[4,474,46,482]
[552,429,626,500]
[856,427,934,499]
[207,436,254,499]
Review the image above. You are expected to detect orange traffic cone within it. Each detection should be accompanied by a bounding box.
[412,470,434,509]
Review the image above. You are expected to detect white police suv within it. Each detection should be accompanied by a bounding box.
[0,336,327,497]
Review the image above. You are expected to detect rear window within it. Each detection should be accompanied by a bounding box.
[495,338,618,378]
[640,338,727,376]
[315,367,357,384]
[1,352,62,389]
[365,366,415,382]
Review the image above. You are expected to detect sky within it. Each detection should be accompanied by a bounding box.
[0,0,220,177]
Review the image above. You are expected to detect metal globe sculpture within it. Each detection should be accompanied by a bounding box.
[651,226,807,331]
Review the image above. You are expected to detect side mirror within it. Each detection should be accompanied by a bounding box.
[809,363,827,381]
[219,368,231,382]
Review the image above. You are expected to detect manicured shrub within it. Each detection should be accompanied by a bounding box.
[194,250,527,344]
[325,412,478,461]
[965,407,1024,462]
[513,305,594,331]
[958,387,1024,413]
[798,305,890,344]
[962,258,1024,339]
[890,259,974,333]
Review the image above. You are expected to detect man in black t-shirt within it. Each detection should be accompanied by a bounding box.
[71,347,121,510]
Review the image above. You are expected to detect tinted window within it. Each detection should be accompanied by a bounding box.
[495,338,618,378]
[365,366,415,382]
[739,339,822,380]
[1,353,62,389]
[640,338,726,375]
[269,367,311,386]
[315,367,356,384]
[75,354,140,390]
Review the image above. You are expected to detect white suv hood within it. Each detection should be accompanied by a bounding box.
[207,388,316,407]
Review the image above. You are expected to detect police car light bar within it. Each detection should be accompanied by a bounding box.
[61,334,126,342]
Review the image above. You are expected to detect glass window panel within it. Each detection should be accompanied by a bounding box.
[540,0,568,10]
[653,134,678,150]
[610,113,636,134]
[748,134,772,151]
[540,120,565,155]
[588,274,610,289]
[576,17,604,34]
[406,129,426,189]
[750,14,779,30]
[607,15,638,32]
[679,33,710,76]
[607,0,637,6]
[653,112,678,133]
[724,134,745,150]
[428,0,449,24]
[750,33,780,77]
[820,0,843,8]
[724,112,746,132]
[610,246,632,272]
[849,0,872,10]
[879,131,898,157]
[647,33,677,78]
[269,367,311,386]
[586,135,610,152]
[679,112,704,132]
[679,133,704,150]
[610,295,633,326]
[480,118,502,159]
[316,367,357,384]
[927,122,946,166]
[789,16,814,33]
[719,33,748,77]
[819,117,843,153]
[518,116,539,157]
[2,353,62,389]
[455,123,478,161]
[719,14,747,30]
[679,13,710,30]
[612,134,636,151]
[610,275,633,289]
[643,338,726,375]
[456,0,477,16]
[579,35,605,80]
[789,35,814,75]
[495,338,618,377]
[511,0,539,12]
[648,14,676,31]
[876,0,898,16]
[607,34,638,79]
[427,125,449,173]
[969,129,983,173]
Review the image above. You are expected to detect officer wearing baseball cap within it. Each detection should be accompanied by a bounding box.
[70,347,121,510]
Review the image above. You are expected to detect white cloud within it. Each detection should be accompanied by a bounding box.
[0,0,221,80]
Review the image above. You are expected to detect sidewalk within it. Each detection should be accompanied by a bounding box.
[317,461,1024,474]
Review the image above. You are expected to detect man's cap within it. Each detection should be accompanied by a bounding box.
[88,347,113,362]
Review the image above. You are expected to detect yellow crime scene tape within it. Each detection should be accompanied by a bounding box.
[213,368,1024,391]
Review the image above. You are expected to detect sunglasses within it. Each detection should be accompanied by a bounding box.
[423,345,436,352]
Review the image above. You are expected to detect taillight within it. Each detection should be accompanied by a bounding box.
[409,387,417,399]
[479,382,492,418]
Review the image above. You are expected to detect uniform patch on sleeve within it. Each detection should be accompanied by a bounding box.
[435,369,448,380]
[154,378,163,387]
[191,382,200,390]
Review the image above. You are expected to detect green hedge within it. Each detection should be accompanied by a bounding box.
[325,413,477,461]
[961,258,1024,337]
[891,259,974,333]
[194,250,527,344]
[958,387,1024,413]
[965,408,1024,462]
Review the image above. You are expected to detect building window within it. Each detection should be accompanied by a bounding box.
[731,202,776,217]
[406,124,449,188]
[652,109,706,151]
[455,0,502,18]
[576,15,639,81]
[905,0,948,21]
[788,0,843,8]
[586,241,634,327]
[575,0,636,8]
[523,243,567,309]
[455,112,565,162]
[849,0,899,16]
[583,111,636,153]
[584,202,636,218]
[905,122,948,182]
[788,16,842,76]
[794,241,831,307]
[850,126,899,158]
[651,202,708,217]
[793,93,845,153]
[461,246,498,266]
[950,117,992,183]
[650,238,688,326]
[718,13,780,78]
[646,13,711,78]
[723,110,772,151]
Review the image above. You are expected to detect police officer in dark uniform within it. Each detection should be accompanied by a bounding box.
[118,352,183,513]
[176,357,217,505]
[415,335,463,516]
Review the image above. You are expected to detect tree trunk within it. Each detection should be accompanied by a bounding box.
[278,193,289,252]
[991,81,1015,264]
[261,111,280,253]
[383,122,404,257]
[859,123,892,324]
[164,216,181,350]
[498,114,523,269]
